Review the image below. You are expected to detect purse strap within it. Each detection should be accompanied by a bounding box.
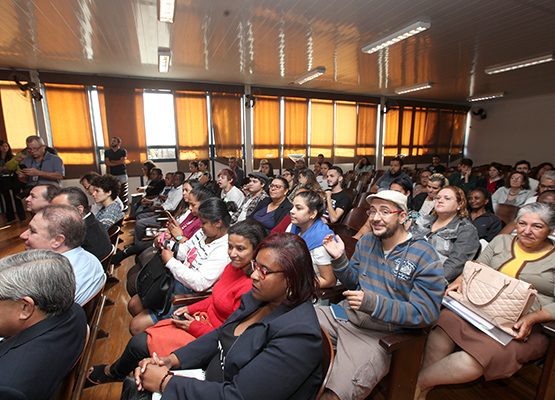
[465,267,511,306]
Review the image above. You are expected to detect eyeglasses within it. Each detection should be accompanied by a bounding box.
[27,146,42,152]
[367,209,403,217]
[269,184,284,189]
[540,184,555,190]
[251,260,284,280]
[511,176,524,181]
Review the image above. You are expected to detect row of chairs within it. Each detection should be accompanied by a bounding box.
[49,218,125,400]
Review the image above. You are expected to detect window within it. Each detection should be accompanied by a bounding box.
[143,90,177,160]
[0,81,38,150]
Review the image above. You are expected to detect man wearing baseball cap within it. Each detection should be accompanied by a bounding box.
[316,190,445,400]
[230,171,269,223]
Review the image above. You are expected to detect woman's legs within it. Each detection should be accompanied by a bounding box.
[129,309,156,335]
[417,327,484,391]
[109,332,151,378]
[128,294,145,317]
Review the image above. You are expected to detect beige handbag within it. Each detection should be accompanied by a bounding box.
[448,260,538,336]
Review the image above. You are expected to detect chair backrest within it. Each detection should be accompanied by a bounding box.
[353,191,372,209]
[338,234,358,259]
[342,188,357,205]
[100,244,116,272]
[81,274,106,325]
[341,207,369,232]
[315,326,335,400]
[108,226,120,247]
[494,203,520,228]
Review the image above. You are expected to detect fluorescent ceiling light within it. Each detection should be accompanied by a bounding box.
[159,0,175,23]
[467,92,505,102]
[362,20,430,54]
[292,67,326,85]
[485,53,554,75]
[158,48,171,73]
[395,82,434,95]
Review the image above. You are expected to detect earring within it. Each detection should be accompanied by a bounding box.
[286,287,292,297]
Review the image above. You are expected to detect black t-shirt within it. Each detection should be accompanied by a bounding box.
[427,164,445,174]
[323,190,351,221]
[105,148,127,175]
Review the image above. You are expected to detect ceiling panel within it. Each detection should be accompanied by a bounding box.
[0,0,554,103]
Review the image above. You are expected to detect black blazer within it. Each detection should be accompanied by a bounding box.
[0,303,87,400]
[166,292,323,400]
[83,213,112,261]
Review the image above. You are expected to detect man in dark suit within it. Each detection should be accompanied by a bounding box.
[0,250,88,400]
[52,187,112,261]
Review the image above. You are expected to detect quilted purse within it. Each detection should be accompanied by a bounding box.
[449,260,538,336]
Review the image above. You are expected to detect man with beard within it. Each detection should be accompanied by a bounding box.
[371,157,412,193]
[324,166,351,223]
[316,190,444,400]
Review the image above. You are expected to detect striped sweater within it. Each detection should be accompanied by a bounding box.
[332,233,444,331]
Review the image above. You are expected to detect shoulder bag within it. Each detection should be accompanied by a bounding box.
[136,253,175,317]
[449,260,538,336]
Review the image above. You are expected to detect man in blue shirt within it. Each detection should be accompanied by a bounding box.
[18,136,64,187]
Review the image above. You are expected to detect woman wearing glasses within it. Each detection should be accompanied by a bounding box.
[409,186,480,283]
[252,177,292,234]
[492,170,534,207]
[126,233,322,400]
[87,220,267,386]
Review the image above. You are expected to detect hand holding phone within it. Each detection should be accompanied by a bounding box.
[160,231,166,245]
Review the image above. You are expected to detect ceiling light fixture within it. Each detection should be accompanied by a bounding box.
[467,92,505,102]
[158,48,171,73]
[292,66,326,85]
[395,82,434,95]
[362,20,430,55]
[159,0,175,23]
[485,53,554,75]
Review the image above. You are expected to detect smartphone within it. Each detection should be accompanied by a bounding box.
[170,313,188,321]
[166,211,177,222]
[160,231,166,244]
[330,303,349,322]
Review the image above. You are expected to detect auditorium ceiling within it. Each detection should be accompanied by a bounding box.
[1,0,554,103]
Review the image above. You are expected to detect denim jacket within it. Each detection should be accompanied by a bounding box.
[409,215,479,283]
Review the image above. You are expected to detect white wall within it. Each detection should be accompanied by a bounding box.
[466,93,555,167]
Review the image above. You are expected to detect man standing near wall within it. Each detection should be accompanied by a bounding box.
[105,137,128,185]
[228,156,244,188]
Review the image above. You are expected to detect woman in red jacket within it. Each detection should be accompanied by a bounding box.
[87,220,267,385]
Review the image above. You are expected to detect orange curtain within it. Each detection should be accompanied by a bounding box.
[357,103,377,156]
[310,99,334,160]
[0,81,37,150]
[451,111,467,155]
[43,84,96,178]
[423,109,439,155]
[334,101,357,162]
[383,107,400,157]
[437,110,454,155]
[174,91,209,170]
[211,93,242,158]
[0,89,7,142]
[283,97,308,158]
[101,87,147,176]
[253,95,280,160]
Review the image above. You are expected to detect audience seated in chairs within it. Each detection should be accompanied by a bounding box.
[409,186,480,283]
[124,183,215,295]
[91,174,125,230]
[127,198,233,335]
[121,233,322,400]
[413,169,432,197]
[415,202,555,399]
[24,182,60,215]
[286,190,336,289]
[316,190,444,400]
[19,204,105,306]
[128,167,166,219]
[52,186,112,261]
[467,187,502,242]
[492,170,534,207]
[197,159,211,184]
[288,168,322,202]
[253,176,293,234]
[133,172,186,244]
[323,166,351,224]
[0,250,88,400]
[87,220,267,386]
